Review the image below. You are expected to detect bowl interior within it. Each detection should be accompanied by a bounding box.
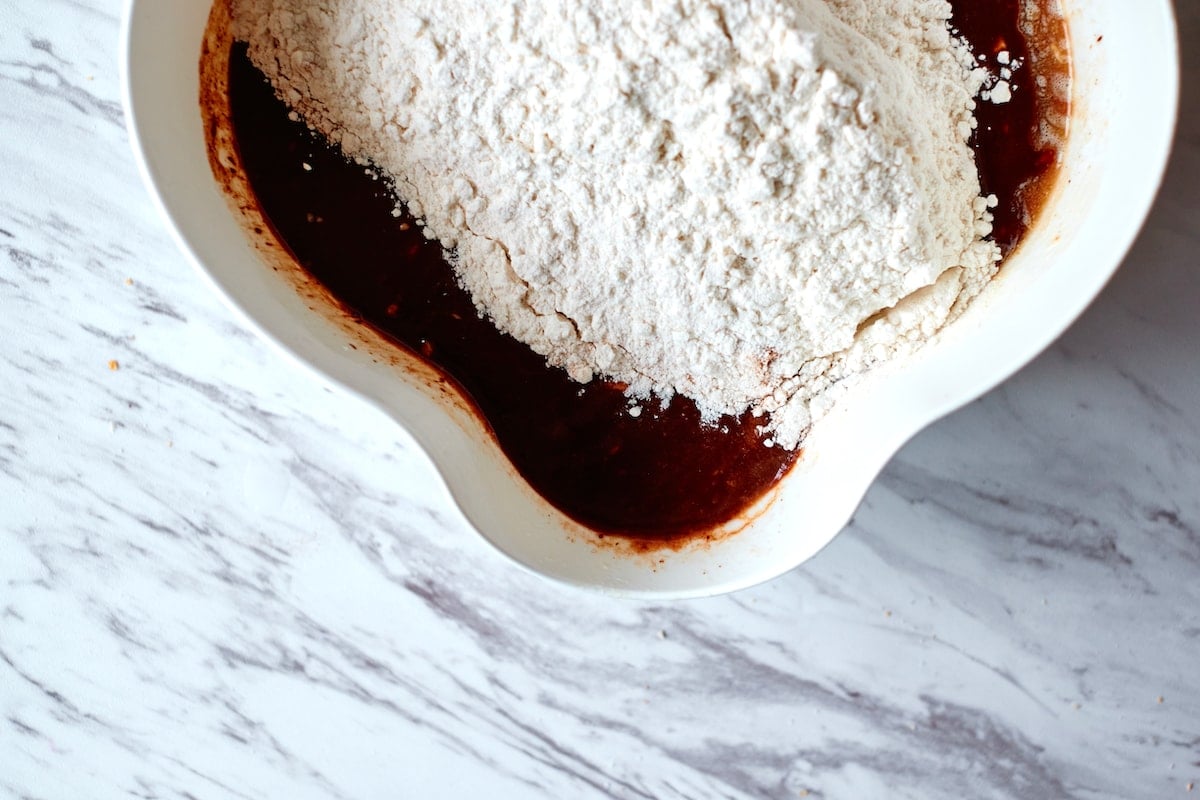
[122,0,1178,598]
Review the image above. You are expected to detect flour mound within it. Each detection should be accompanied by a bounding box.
[235,0,999,448]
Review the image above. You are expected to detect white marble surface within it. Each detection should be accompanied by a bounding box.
[2,1,1199,797]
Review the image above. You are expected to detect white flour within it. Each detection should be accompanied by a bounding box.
[234,0,999,448]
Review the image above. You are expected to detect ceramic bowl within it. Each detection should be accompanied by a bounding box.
[122,0,1179,597]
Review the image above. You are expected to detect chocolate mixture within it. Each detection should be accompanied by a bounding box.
[218,0,1069,543]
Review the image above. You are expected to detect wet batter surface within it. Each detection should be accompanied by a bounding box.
[219,1,1068,543]
[953,0,1071,254]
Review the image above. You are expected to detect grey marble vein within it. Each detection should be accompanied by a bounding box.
[2,1,1199,798]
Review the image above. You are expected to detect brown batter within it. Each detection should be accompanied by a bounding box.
[210,0,1070,544]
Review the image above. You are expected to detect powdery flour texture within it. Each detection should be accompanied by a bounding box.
[234,0,999,448]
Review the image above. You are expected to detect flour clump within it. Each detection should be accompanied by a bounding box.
[234,0,999,449]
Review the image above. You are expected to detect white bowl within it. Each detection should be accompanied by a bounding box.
[122,0,1179,598]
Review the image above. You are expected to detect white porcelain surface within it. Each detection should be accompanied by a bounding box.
[4,0,1199,796]
[120,0,1179,598]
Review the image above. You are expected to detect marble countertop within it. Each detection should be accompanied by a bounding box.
[3,2,1198,798]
